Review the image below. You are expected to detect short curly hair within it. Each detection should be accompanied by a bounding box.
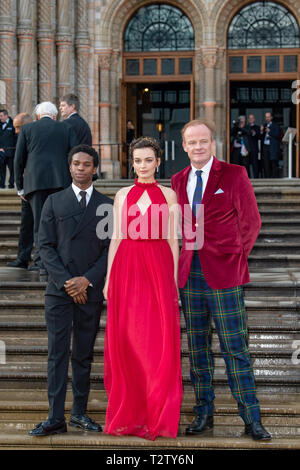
[129,136,162,162]
[68,144,99,167]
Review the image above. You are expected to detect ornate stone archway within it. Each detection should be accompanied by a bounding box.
[95,0,209,177]
[213,0,300,47]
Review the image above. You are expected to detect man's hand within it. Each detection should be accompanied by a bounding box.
[72,291,88,305]
[65,276,90,297]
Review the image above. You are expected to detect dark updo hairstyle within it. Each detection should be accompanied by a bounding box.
[129,136,162,163]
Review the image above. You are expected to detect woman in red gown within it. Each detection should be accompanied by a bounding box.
[103,137,183,440]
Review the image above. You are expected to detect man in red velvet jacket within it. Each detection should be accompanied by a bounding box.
[171,118,271,441]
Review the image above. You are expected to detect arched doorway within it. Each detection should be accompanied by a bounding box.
[121,3,195,178]
[227,1,300,177]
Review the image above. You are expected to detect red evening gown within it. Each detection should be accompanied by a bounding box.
[104,179,183,440]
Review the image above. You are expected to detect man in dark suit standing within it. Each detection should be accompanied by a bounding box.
[59,93,92,146]
[246,114,261,178]
[7,113,34,269]
[171,118,271,441]
[260,112,281,178]
[14,101,77,272]
[29,145,113,436]
[0,108,17,188]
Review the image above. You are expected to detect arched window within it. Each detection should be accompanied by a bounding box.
[228,1,300,49]
[124,4,194,52]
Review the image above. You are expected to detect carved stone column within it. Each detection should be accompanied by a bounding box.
[37,0,53,102]
[17,0,34,113]
[98,51,115,178]
[202,48,218,123]
[56,0,72,99]
[0,0,14,111]
[75,0,90,121]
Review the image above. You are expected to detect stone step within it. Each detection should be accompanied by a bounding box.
[0,391,298,439]
[256,199,300,210]
[0,360,298,387]
[1,329,297,356]
[248,255,300,268]
[0,431,299,450]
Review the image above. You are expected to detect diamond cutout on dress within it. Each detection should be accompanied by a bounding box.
[136,190,152,215]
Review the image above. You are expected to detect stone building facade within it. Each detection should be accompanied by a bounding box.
[0,0,300,178]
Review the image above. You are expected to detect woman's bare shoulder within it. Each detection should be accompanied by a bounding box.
[158,184,178,204]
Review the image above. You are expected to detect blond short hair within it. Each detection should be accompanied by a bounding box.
[181,118,215,141]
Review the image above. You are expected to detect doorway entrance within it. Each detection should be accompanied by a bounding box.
[229,80,297,177]
[126,82,192,178]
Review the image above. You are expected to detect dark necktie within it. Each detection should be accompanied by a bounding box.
[79,190,87,209]
[192,170,203,218]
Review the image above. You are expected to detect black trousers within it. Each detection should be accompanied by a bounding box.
[17,199,34,263]
[45,295,102,422]
[249,151,259,178]
[27,188,62,267]
[0,156,14,187]
[262,147,278,178]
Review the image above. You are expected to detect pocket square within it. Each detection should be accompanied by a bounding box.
[214,188,224,194]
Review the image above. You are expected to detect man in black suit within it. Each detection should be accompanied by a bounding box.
[29,145,113,436]
[59,93,92,146]
[0,109,17,188]
[260,112,281,178]
[246,114,261,178]
[7,113,34,269]
[230,115,251,177]
[14,101,77,272]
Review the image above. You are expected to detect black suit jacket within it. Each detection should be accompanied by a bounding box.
[38,185,113,302]
[65,113,92,146]
[14,117,77,196]
[0,117,17,158]
[245,124,260,154]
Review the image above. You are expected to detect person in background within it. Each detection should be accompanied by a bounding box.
[7,113,34,269]
[230,115,251,177]
[246,114,261,178]
[260,112,281,178]
[0,108,17,188]
[59,93,92,146]
[14,101,77,274]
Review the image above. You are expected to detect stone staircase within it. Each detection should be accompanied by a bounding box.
[0,180,299,450]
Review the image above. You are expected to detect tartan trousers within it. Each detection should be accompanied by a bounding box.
[180,252,261,424]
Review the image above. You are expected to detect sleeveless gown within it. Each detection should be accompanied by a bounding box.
[104,179,183,440]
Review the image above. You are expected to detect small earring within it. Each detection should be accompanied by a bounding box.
[156,166,159,173]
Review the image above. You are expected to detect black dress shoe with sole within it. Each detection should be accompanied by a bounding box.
[185,415,214,435]
[7,259,28,269]
[28,265,40,272]
[69,414,102,432]
[245,421,272,440]
[29,420,67,436]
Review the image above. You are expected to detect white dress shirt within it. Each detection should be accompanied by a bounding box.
[186,156,214,209]
[72,182,94,206]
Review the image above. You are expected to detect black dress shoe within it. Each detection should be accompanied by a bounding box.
[245,421,272,440]
[69,414,102,432]
[185,414,214,435]
[7,259,28,269]
[28,265,40,272]
[29,420,67,436]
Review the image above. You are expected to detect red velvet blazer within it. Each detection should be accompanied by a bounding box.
[171,157,261,289]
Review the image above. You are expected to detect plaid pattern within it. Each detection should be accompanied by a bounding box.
[181,252,261,424]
